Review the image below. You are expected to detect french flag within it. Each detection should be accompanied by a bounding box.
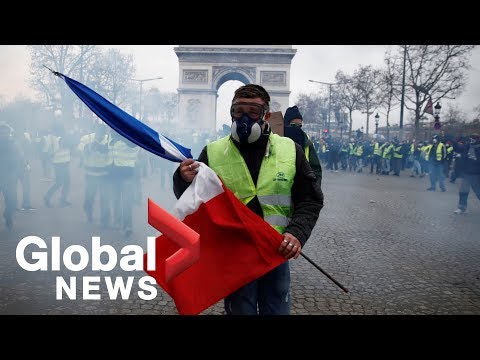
[145,163,287,315]
[57,72,287,315]
[58,72,192,162]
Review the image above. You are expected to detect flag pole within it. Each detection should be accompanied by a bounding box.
[299,252,349,293]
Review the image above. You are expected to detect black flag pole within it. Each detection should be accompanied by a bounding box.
[43,64,60,77]
[299,252,349,293]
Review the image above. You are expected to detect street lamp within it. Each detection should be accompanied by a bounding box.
[375,113,380,134]
[339,115,344,139]
[131,76,163,120]
[434,102,442,130]
[309,79,337,134]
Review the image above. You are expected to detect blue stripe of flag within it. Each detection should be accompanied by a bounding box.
[59,73,192,163]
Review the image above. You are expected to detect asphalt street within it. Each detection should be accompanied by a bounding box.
[1,161,479,315]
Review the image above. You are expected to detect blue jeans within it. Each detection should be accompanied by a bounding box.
[458,173,480,211]
[429,162,445,190]
[224,261,291,315]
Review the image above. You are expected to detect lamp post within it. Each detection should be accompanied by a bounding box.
[375,113,380,134]
[434,102,442,130]
[130,76,163,121]
[339,116,343,139]
[309,79,337,134]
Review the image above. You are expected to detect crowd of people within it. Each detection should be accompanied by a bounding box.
[310,131,480,213]
[0,116,219,234]
[1,83,479,316]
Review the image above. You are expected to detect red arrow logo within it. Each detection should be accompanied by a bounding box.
[147,198,200,283]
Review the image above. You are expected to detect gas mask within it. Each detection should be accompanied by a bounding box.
[231,113,263,144]
[230,102,267,144]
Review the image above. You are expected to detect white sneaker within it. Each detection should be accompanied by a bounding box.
[454,208,467,214]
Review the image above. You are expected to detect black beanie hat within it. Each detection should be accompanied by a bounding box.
[284,105,303,125]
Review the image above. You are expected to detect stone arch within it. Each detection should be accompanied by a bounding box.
[175,46,296,130]
[213,67,254,90]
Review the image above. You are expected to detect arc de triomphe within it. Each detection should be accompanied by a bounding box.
[174,45,297,130]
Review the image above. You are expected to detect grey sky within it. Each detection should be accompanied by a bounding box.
[1,45,479,131]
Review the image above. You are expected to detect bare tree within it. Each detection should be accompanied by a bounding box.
[387,45,476,139]
[355,65,384,135]
[295,93,328,130]
[334,70,361,137]
[379,53,402,140]
[144,88,178,125]
[87,48,136,108]
[28,45,100,120]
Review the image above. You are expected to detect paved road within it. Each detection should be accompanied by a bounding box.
[1,160,479,315]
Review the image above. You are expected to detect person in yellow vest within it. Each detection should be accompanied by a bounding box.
[410,142,424,177]
[108,130,139,237]
[173,84,324,315]
[78,124,112,226]
[426,135,447,192]
[420,141,430,175]
[371,138,384,174]
[381,140,394,175]
[348,138,357,172]
[392,139,403,176]
[43,124,72,208]
[283,105,323,184]
[354,140,364,173]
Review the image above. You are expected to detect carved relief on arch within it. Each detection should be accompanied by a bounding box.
[183,70,208,83]
[260,71,286,86]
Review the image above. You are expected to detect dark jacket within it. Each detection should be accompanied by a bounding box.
[173,134,324,247]
[453,142,480,175]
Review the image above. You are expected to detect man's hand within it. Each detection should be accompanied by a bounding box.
[179,159,199,182]
[278,232,302,260]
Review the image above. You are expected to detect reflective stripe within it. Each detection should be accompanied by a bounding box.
[78,133,95,151]
[265,215,290,227]
[52,137,70,163]
[208,134,295,235]
[42,134,54,153]
[111,141,138,167]
[258,194,292,207]
[393,145,403,158]
[355,145,363,156]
